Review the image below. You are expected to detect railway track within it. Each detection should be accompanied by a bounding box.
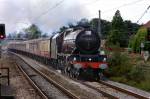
[81,81,150,99]
[98,80,150,99]
[10,52,150,99]
[15,55,79,99]
[16,63,48,99]
[81,82,118,99]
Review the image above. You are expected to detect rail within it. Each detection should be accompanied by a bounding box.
[99,80,150,99]
[82,82,118,99]
[11,52,79,99]
[15,63,48,99]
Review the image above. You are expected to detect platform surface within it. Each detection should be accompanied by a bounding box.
[0,84,14,99]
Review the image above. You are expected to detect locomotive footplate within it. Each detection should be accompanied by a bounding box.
[0,84,14,99]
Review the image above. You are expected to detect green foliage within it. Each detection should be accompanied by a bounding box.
[68,22,75,28]
[107,30,125,46]
[106,10,140,47]
[90,18,98,31]
[108,50,132,77]
[129,27,147,52]
[107,10,128,47]
[58,11,140,44]
[59,26,68,32]
[90,18,111,38]
[7,34,12,39]
[137,80,150,92]
[144,41,150,52]
[24,24,41,39]
[127,66,145,82]
[128,63,150,91]
[108,53,150,92]
[108,52,146,80]
[108,49,143,79]
[41,33,48,38]
[124,20,140,35]
[16,32,24,39]
[110,77,128,83]
[77,18,89,27]
[111,10,124,30]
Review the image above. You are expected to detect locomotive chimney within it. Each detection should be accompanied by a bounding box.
[98,10,101,39]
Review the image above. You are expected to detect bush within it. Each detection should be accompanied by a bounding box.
[137,80,150,92]
[127,65,145,82]
[107,51,150,92]
[108,51,132,77]
[135,55,143,62]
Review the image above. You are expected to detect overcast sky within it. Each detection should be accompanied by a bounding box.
[0,0,150,35]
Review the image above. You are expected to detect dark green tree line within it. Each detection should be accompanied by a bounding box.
[24,24,42,39]
[58,10,140,48]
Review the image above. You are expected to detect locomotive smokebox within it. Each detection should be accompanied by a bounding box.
[75,30,101,53]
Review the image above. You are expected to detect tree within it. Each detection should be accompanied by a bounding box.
[16,32,25,39]
[107,10,127,47]
[41,33,48,38]
[111,10,124,30]
[59,26,68,32]
[77,18,90,27]
[68,22,75,28]
[24,24,41,39]
[107,30,122,45]
[11,32,17,39]
[7,34,12,39]
[129,27,148,52]
[90,18,111,38]
[124,20,140,36]
[90,18,98,32]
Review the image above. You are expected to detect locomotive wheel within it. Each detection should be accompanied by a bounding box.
[69,68,73,78]
[72,67,76,78]
[95,75,100,81]
[73,67,79,78]
[75,70,80,79]
[64,67,67,75]
[64,67,68,75]
[74,68,82,80]
[65,66,71,76]
[69,67,74,78]
[99,73,106,80]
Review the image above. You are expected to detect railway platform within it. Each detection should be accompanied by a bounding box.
[0,84,14,99]
[0,68,14,99]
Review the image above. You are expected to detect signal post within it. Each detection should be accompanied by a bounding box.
[0,24,6,58]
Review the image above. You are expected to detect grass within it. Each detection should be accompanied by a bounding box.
[137,80,150,92]
[110,76,150,92]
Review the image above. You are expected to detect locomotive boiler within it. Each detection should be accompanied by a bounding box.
[61,28,100,54]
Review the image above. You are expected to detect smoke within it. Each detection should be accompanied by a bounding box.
[0,0,90,35]
[0,0,149,35]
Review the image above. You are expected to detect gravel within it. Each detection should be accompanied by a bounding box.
[14,53,108,99]
[32,75,69,99]
[11,53,70,99]
[0,52,42,99]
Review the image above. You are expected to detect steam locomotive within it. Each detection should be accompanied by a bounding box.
[8,27,108,80]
